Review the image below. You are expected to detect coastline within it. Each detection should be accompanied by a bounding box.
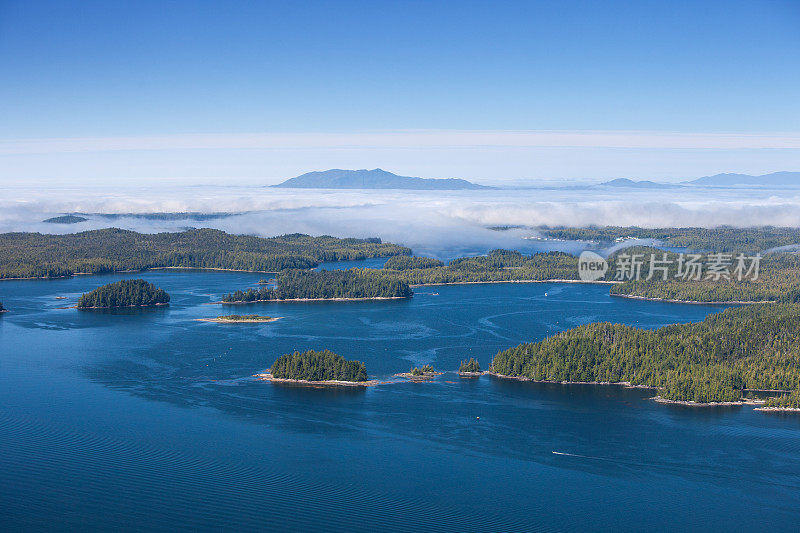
[75,302,169,309]
[652,396,763,407]
[486,372,655,389]
[195,316,282,323]
[254,372,380,387]
[395,371,443,380]
[218,296,410,304]
[458,371,484,378]
[150,266,276,274]
[754,406,800,413]
[410,279,621,288]
[611,294,777,305]
[488,373,786,409]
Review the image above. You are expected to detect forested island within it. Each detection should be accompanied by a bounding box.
[260,349,370,384]
[77,279,170,309]
[196,314,280,323]
[458,358,482,375]
[396,364,441,380]
[222,269,413,302]
[0,228,409,279]
[490,303,800,404]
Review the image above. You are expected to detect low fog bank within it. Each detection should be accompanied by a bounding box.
[2,185,800,258]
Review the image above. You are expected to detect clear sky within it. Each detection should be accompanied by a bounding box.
[1,0,799,185]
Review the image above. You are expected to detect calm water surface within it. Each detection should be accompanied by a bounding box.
[1,268,799,531]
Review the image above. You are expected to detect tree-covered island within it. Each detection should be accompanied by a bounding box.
[490,303,800,405]
[258,349,371,385]
[222,269,413,302]
[77,279,170,309]
[396,364,441,380]
[458,358,482,375]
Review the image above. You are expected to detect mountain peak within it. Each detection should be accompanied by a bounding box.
[271,169,493,190]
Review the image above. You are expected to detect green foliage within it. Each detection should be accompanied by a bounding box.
[77,279,170,308]
[378,250,579,285]
[0,228,410,279]
[608,247,800,302]
[764,390,800,409]
[410,364,435,376]
[383,256,444,270]
[222,269,413,301]
[491,303,800,403]
[270,349,368,382]
[459,358,481,373]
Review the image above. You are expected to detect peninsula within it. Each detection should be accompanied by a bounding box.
[490,302,800,405]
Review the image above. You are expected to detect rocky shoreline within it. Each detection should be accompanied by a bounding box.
[219,296,409,304]
[611,294,776,305]
[254,372,380,387]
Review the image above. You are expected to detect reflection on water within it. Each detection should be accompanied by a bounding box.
[1,268,800,531]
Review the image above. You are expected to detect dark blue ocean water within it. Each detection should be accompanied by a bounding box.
[1,268,799,531]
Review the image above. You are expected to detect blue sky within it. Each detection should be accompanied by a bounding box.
[1,0,799,184]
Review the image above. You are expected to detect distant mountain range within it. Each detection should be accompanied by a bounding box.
[597,172,800,189]
[685,171,800,187]
[271,168,493,190]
